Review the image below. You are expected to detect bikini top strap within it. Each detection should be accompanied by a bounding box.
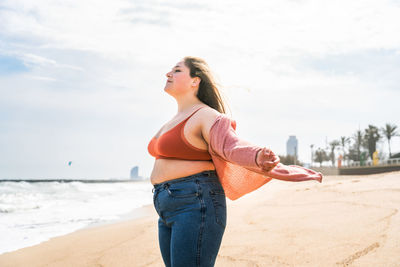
[184,106,206,121]
[154,106,207,139]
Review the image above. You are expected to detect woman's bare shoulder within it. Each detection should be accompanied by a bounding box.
[198,105,221,122]
[197,106,223,144]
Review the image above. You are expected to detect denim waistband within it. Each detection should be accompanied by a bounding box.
[153,170,218,191]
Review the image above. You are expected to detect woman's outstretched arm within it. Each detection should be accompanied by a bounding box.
[204,112,322,183]
[201,109,279,171]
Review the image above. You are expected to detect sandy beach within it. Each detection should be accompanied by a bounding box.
[1,171,399,267]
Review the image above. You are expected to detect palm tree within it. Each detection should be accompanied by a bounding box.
[329,140,340,166]
[381,123,399,158]
[340,136,351,165]
[352,130,363,161]
[314,147,328,167]
[364,125,381,160]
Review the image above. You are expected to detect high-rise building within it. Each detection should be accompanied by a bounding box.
[130,166,139,179]
[286,135,298,157]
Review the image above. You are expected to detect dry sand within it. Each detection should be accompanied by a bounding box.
[1,171,399,267]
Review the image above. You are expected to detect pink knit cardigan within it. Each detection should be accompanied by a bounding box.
[208,113,323,200]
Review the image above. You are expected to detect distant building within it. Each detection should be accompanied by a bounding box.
[286,135,298,157]
[130,166,139,180]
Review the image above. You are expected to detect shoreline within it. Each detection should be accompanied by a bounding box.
[83,203,154,230]
[0,203,160,267]
[0,179,154,256]
[0,202,155,256]
[1,171,399,266]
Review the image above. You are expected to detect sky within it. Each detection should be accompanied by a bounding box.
[1,0,400,179]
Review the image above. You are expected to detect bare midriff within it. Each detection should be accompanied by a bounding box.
[150,158,215,185]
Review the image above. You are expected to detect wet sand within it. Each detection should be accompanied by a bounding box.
[1,171,399,266]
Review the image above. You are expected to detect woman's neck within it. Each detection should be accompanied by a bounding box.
[176,95,203,113]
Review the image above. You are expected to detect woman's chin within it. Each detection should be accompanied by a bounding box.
[164,87,174,96]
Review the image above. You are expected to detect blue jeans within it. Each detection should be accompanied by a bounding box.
[152,170,227,267]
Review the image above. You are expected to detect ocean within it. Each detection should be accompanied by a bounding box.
[0,179,153,255]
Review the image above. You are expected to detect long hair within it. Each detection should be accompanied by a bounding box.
[183,56,228,114]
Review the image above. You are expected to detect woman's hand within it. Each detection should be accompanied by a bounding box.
[256,147,280,172]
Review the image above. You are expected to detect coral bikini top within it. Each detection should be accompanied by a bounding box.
[147,107,212,161]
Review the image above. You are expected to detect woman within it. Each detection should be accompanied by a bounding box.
[148,56,236,267]
[148,56,322,267]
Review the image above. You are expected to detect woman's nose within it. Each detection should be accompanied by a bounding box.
[166,71,171,78]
